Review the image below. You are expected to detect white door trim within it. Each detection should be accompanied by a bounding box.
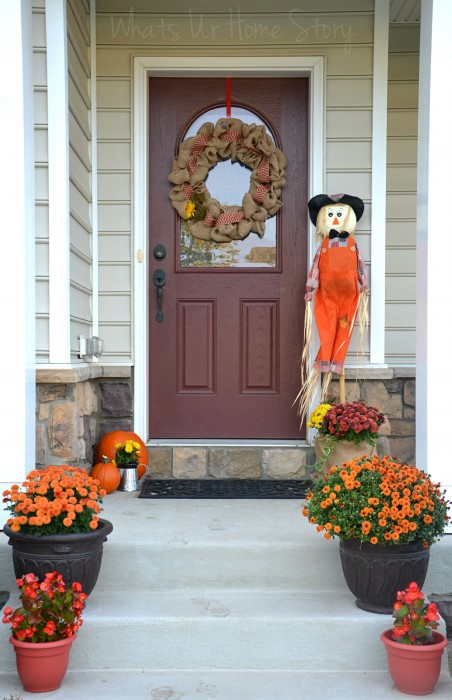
[132,56,325,442]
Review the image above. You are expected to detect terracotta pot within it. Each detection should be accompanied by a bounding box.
[3,518,113,596]
[314,435,376,474]
[381,629,448,695]
[10,634,75,692]
[340,539,430,613]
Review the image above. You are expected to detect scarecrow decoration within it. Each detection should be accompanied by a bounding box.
[296,193,369,422]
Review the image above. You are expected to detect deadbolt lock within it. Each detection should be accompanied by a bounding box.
[153,244,166,260]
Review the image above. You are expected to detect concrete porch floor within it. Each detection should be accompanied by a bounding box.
[2,669,452,699]
[1,491,452,699]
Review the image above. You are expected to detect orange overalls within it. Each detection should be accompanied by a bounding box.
[313,235,360,374]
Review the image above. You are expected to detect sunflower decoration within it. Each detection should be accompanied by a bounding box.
[185,200,196,219]
[184,192,207,223]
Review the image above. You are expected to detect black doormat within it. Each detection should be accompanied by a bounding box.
[139,479,310,499]
[0,591,9,611]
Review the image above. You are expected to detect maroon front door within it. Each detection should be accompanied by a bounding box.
[148,77,308,439]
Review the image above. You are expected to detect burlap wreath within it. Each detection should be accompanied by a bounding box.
[168,118,286,243]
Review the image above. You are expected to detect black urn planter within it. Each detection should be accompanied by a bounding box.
[3,518,113,596]
[339,539,430,614]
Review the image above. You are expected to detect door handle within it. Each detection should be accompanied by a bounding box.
[153,269,166,322]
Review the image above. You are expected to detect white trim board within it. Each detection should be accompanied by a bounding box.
[90,0,99,336]
[132,56,325,443]
[46,0,71,363]
[0,0,36,483]
[151,440,309,448]
[417,0,452,528]
[370,0,389,365]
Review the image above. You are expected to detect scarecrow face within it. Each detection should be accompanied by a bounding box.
[323,204,350,232]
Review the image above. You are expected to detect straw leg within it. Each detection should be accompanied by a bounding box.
[339,368,346,403]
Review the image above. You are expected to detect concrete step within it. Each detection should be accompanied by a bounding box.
[96,537,347,593]
[0,588,448,673]
[2,494,450,594]
[1,492,451,699]
[0,590,387,672]
[91,495,344,592]
[69,589,447,672]
[92,494,451,593]
[0,668,452,700]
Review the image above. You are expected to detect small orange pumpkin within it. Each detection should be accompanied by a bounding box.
[91,456,121,494]
[93,430,148,467]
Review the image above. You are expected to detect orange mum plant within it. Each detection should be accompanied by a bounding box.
[2,465,106,536]
[302,456,449,547]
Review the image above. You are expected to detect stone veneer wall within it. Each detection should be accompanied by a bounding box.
[36,366,134,471]
[35,367,416,478]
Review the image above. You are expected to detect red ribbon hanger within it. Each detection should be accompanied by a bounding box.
[226,77,231,118]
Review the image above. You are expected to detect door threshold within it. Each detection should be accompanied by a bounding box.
[149,439,309,447]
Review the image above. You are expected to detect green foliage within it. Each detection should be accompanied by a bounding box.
[313,433,336,473]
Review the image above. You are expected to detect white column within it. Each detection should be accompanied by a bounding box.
[90,0,99,336]
[0,0,36,484]
[370,0,389,365]
[46,0,71,363]
[417,0,452,519]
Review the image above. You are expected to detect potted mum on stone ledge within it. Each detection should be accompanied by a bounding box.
[303,456,449,613]
[380,582,448,695]
[309,400,386,473]
[2,571,87,692]
[2,465,113,595]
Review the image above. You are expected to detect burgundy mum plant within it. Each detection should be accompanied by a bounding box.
[319,401,386,446]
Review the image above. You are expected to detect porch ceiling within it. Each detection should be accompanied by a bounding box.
[390,0,420,22]
[97,0,420,22]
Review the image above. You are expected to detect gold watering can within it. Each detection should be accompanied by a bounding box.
[117,463,150,492]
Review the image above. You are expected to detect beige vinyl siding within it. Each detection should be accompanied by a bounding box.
[386,23,419,364]
[35,0,93,363]
[67,0,92,361]
[33,2,49,361]
[96,64,132,361]
[96,2,374,362]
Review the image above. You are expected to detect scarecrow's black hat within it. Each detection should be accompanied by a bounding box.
[308,193,365,225]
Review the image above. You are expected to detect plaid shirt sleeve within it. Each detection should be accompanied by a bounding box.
[356,243,368,290]
[305,244,321,300]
